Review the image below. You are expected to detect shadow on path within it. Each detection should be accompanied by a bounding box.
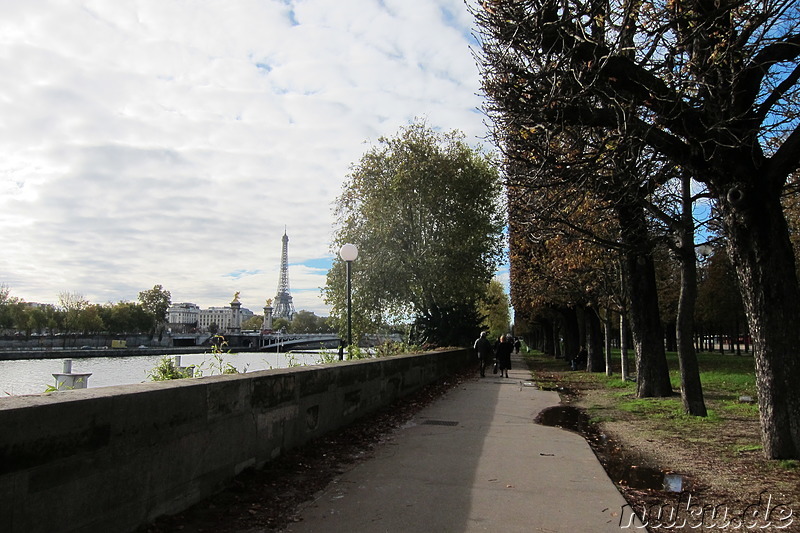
[283,354,634,532]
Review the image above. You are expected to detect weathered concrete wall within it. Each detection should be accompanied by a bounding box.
[0,346,208,361]
[0,349,471,533]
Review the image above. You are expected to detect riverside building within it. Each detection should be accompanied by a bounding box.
[168,303,254,334]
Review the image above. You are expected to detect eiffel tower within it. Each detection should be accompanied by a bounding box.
[272,229,296,320]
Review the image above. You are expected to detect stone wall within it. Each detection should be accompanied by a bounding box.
[0,334,163,351]
[0,349,471,533]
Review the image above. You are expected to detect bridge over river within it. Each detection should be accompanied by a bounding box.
[254,333,340,352]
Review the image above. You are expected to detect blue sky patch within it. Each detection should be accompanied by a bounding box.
[224,269,263,280]
[300,257,334,271]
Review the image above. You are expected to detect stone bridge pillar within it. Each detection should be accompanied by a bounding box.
[263,300,273,331]
[230,295,242,334]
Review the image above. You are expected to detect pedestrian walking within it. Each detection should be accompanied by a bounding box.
[474,331,493,378]
[495,335,514,378]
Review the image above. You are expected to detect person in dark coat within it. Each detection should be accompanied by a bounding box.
[495,334,514,378]
[571,346,588,371]
[474,331,493,378]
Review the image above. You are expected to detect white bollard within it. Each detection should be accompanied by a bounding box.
[52,359,92,390]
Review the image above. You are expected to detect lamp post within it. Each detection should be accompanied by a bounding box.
[696,243,712,262]
[339,243,359,359]
[696,243,713,351]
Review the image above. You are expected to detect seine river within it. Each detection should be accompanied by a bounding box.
[0,350,332,397]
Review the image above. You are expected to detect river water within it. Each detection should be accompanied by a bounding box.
[0,350,332,397]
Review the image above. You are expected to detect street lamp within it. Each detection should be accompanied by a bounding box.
[696,243,713,351]
[696,243,713,260]
[339,243,359,359]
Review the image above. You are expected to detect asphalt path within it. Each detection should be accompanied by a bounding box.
[282,354,642,532]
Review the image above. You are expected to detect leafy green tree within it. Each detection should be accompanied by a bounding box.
[138,285,171,332]
[241,315,264,331]
[25,305,51,336]
[324,120,505,346]
[101,302,154,334]
[76,304,105,335]
[0,284,19,332]
[288,310,315,333]
[288,310,331,333]
[478,279,510,340]
[271,317,289,332]
[7,301,28,333]
[58,291,89,334]
[42,304,62,334]
[0,289,60,335]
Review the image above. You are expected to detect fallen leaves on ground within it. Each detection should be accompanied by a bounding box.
[141,370,472,533]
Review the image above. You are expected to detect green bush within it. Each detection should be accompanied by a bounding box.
[148,356,194,381]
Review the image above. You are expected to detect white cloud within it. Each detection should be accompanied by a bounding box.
[0,0,490,316]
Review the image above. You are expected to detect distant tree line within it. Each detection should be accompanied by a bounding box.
[0,284,172,337]
[0,284,169,338]
[1,284,340,338]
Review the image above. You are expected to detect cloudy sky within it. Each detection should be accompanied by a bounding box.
[0,0,499,316]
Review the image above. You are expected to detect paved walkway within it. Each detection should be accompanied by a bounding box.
[282,354,642,532]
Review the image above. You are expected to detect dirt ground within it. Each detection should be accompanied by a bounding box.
[533,365,800,532]
[142,362,800,533]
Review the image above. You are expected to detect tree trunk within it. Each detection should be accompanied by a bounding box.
[541,318,555,355]
[721,187,800,459]
[576,305,587,353]
[586,307,604,372]
[675,175,707,416]
[603,309,613,376]
[664,321,677,352]
[620,312,630,381]
[552,321,561,358]
[617,203,673,397]
[560,307,580,364]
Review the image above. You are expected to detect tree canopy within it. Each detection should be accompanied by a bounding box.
[0,285,157,338]
[478,279,511,340]
[324,120,505,346]
[473,0,800,458]
[138,285,172,325]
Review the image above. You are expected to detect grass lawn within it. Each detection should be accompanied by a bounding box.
[523,348,784,462]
